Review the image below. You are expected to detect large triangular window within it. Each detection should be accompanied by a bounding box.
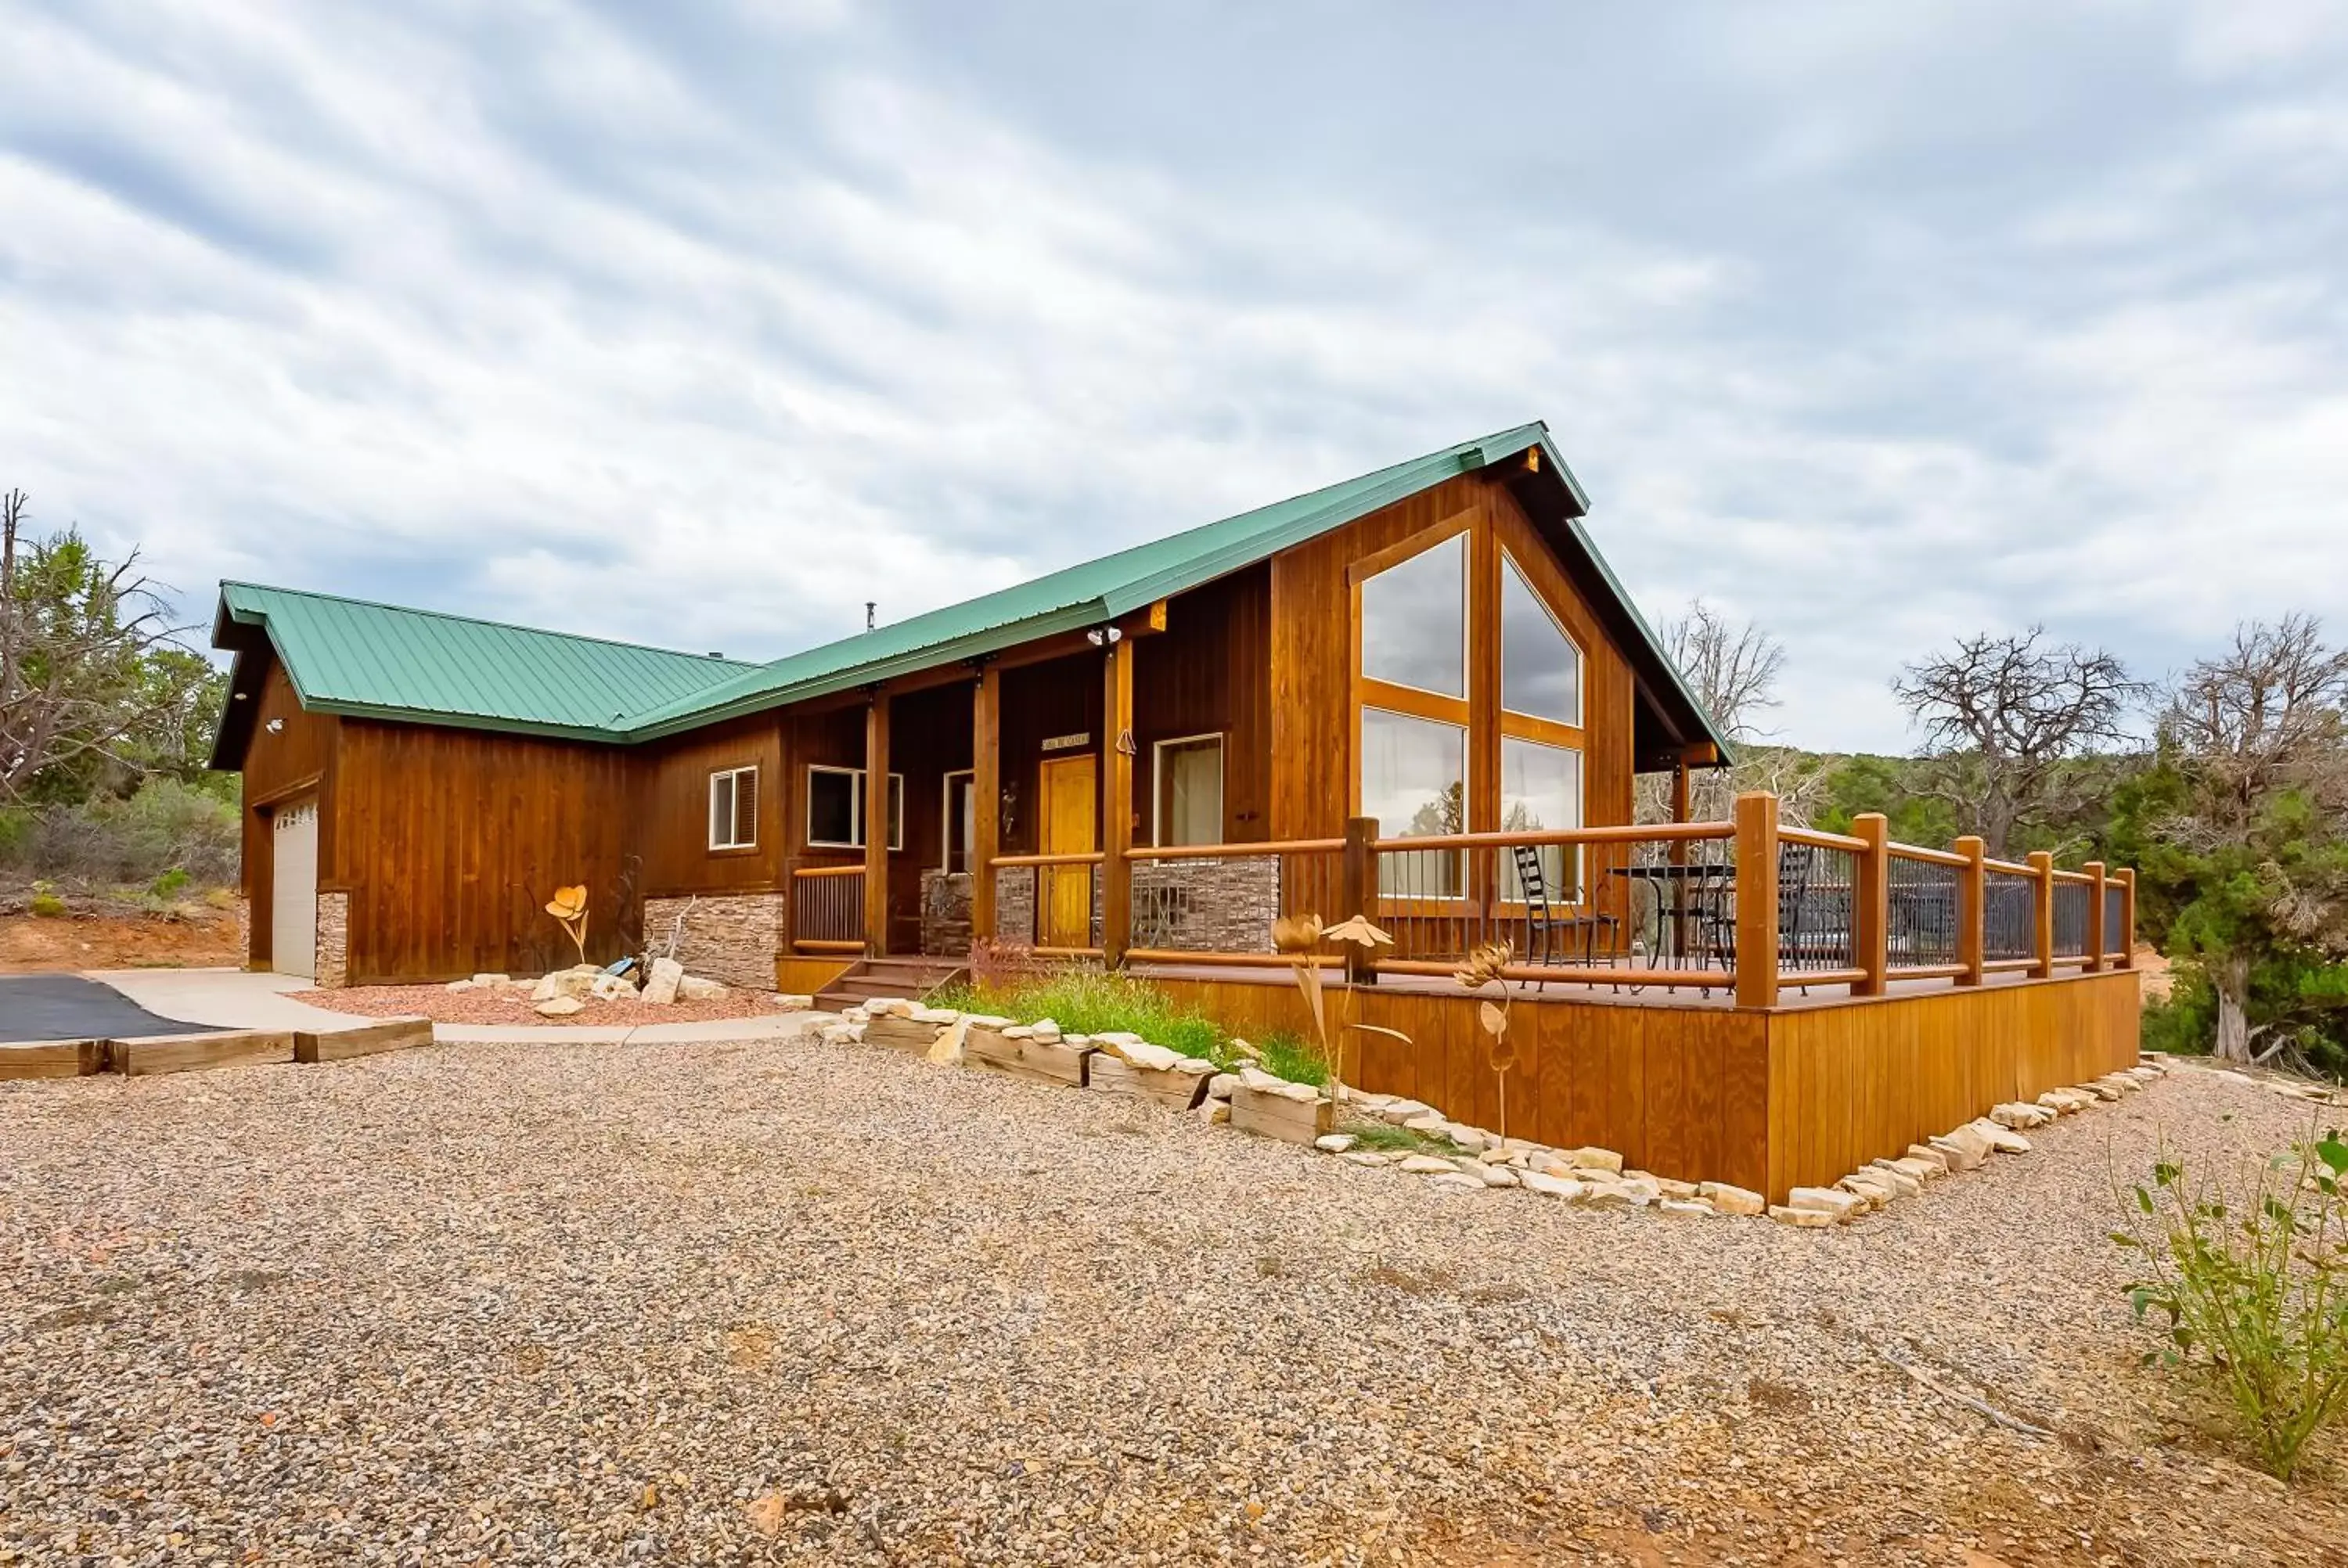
[1500,551,1582,727]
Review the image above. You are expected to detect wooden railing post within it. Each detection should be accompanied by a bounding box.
[2027,849,2054,979]
[1954,835,1985,987]
[864,692,890,957]
[1852,812,1889,996]
[971,666,999,947]
[1100,638,1134,966]
[1340,816,1380,986]
[2084,860,2107,973]
[1734,792,1780,1009]
[2116,867,2137,968]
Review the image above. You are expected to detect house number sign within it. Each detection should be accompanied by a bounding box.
[1041,732,1091,752]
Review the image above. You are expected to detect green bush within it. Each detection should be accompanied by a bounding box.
[28,879,66,918]
[935,966,1231,1066]
[2113,1124,2348,1480]
[2141,968,2215,1057]
[0,778,238,887]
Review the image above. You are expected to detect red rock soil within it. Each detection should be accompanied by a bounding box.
[292,983,812,1028]
[0,904,245,973]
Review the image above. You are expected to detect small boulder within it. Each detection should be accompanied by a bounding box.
[677,976,729,1002]
[531,969,595,1003]
[1206,1073,1239,1101]
[1563,1146,1625,1174]
[1377,1098,1435,1124]
[1769,1204,1837,1229]
[445,979,477,993]
[1786,1186,1863,1223]
[642,958,685,1005]
[471,973,510,985]
[1425,1172,1489,1192]
[1313,1134,1357,1154]
[1343,1150,1399,1167]
[535,996,586,1018]
[1698,1181,1766,1217]
[1519,1170,1586,1201]
[1658,1199,1714,1217]
[1399,1154,1461,1176]
[1904,1143,1954,1174]
[1474,1163,1518,1189]
[1979,1124,2033,1156]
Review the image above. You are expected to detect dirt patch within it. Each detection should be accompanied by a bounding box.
[291,982,808,1028]
[0,904,245,973]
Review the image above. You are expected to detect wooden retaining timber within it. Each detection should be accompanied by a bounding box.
[963,1025,1095,1088]
[0,1039,110,1079]
[110,1030,297,1077]
[1087,1053,1212,1112]
[294,1016,434,1063]
[1227,1082,1334,1144]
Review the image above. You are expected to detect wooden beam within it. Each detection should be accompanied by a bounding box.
[865,695,890,956]
[1852,813,1889,997]
[972,667,1000,946]
[1100,641,1134,964]
[2027,850,2055,980]
[1669,760,1691,825]
[2084,861,2107,973]
[1954,836,1986,987]
[1734,792,1780,1009]
[1341,815,1380,986]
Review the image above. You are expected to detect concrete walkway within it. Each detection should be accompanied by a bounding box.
[88,968,837,1046]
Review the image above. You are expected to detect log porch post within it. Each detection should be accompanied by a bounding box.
[1954,836,1986,987]
[1734,792,1780,1010]
[2084,861,2107,973]
[1852,811,1889,997]
[1341,815,1381,987]
[971,665,1000,947]
[2116,867,2137,968]
[2027,849,2054,979]
[864,692,890,957]
[1100,638,1134,966]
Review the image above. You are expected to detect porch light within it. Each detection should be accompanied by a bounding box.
[1086,626,1124,646]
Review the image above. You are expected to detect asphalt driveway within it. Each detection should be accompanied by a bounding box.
[0,973,217,1043]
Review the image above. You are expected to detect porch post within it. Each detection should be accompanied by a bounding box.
[2084,860,2107,973]
[1100,638,1134,965]
[1954,836,1986,987]
[1852,812,1889,996]
[1341,815,1381,987]
[1733,792,1780,1009]
[864,692,890,957]
[2116,867,2137,968]
[2027,849,2054,979]
[971,666,999,947]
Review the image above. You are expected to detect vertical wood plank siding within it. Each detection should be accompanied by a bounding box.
[236,656,341,969]
[636,712,783,896]
[1149,970,2139,1202]
[330,719,640,983]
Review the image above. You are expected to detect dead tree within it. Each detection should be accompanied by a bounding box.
[1892,626,2144,857]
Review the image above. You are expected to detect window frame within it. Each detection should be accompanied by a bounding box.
[1150,732,1226,848]
[1499,546,1586,731]
[942,768,975,872]
[707,764,760,852]
[803,764,905,852]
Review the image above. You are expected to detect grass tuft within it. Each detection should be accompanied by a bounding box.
[1251,1030,1328,1088]
[933,967,1232,1066]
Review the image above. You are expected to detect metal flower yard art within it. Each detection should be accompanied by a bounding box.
[1273,911,1401,1106]
[1453,940,1518,1141]
[544,883,590,968]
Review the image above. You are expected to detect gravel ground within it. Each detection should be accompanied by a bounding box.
[2,1039,2343,1567]
[290,984,804,1027]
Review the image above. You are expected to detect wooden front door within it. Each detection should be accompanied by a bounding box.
[1039,753,1097,948]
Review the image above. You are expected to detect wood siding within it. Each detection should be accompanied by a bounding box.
[1150,969,2140,1201]
[330,719,639,983]
[638,713,783,897]
[1131,566,1273,843]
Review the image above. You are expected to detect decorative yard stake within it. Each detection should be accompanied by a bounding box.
[1453,940,1518,1142]
[544,883,590,967]
[1273,912,1395,1107]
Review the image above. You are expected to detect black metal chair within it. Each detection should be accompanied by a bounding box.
[1696,842,1823,991]
[1511,843,1620,991]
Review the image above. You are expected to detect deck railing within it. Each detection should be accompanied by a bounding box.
[790,863,866,952]
[975,793,2136,1005]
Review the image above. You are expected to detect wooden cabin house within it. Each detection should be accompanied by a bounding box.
[209,421,2141,1200]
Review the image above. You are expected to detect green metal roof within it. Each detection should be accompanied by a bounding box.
[212,583,754,743]
[210,422,1734,764]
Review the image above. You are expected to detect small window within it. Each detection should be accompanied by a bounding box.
[805,765,904,851]
[708,766,759,851]
[942,770,976,872]
[1154,734,1224,847]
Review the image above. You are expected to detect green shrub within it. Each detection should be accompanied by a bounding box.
[28,879,66,918]
[935,966,1232,1066]
[149,865,191,901]
[2113,1123,2348,1480]
[0,779,238,886]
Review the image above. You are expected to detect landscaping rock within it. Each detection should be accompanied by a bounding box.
[642,958,685,1005]
[1929,1125,1993,1173]
[1990,1101,2054,1130]
[1862,1165,1922,1199]
[1028,1017,1063,1043]
[1563,1146,1624,1174]
[1786,1186,1862,1223]
[1904,1143,1954,1174]
[1398,1155,1459,1176]
[531,970,594,1003]
[1377,1098,1435,1124]
[1582,1185,1644,1210]
[1878,1156,1945,1185]
[470,973,510,985]
[1698,1181,1766,1217]
[926,1016,971,1067]
[1228,1083,1332,1144]
[1446,1125,1493,1154]
[1425,1172,1489,1192]
[1342,1150,1399,1167]
[588,973,638,1002]
[535,996,585,1018]
[1658,1199,1714,1217]
[1770,1204,1837,1229]
[1475,1163,1519,1189]
[1519,1170,1586,1201]
[1980,1124,2033,1156]
[677,976,729,1002]
[1206,1072,1238,1101]
[445,978,476,992]
[1313,1134,1357,1154]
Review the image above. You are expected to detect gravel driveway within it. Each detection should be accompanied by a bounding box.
[2,1036,2342,1566]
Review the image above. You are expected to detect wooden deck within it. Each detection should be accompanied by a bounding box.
[1136,963,2141,1203]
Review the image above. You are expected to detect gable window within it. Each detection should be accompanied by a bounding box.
[708,766,759,851]
[1500,551,1583,726]
[1356,527,1473,895]
[1153,734,1225,847]
[1359,530,1467,697]
[805,765,904,851]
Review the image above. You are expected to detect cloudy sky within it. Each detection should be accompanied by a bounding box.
[5,1,2345,751]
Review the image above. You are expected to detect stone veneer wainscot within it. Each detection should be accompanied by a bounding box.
[642,892,787,989]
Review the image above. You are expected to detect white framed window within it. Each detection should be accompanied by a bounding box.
[708,766,760,851]
[1152,733,1225,847]
[805,764,903,851]
[942,769,976,872]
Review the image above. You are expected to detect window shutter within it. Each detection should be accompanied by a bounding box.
[734,768,758,847]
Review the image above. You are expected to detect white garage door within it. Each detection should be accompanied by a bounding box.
[272,797,319,980]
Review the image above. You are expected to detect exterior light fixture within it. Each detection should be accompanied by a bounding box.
[265,718,285,734]
[1085,626,1124,647]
